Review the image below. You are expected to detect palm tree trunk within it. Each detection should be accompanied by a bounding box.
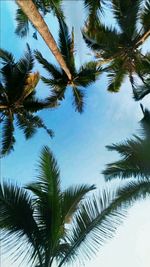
[16,0,72,81]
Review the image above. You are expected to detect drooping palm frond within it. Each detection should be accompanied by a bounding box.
[106,60,127,92]
[0,49,15,65]
[111,0,141,38]
[58,178,150,266]
[0,182,42,266]
[83,0,105,35]
[72,87,85,113]
[61,184,96,224]
[141,0,150,31]
[133,77,150,100]
[1,114,15,156]
[103,105,150,181]
[15,8,29,37]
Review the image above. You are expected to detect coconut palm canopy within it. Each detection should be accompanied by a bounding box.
[1,146,150,267]
[103,105,150,180]
[35,18,102,112]
[83,0,150,93]
[0,45,54,156]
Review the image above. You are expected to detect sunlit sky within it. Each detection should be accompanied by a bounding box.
[1,1,150,267]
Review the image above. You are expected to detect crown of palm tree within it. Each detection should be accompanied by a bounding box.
[15,0,64,38]
[0,45,55,156]
[83,0,150,92]
[35,18,102,113]
[103,104,150,180]
[1,146,150,267]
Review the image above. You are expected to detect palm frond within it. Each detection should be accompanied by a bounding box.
[0,49,15,65]
[61,184,96,224]
[58,179,150,266]
[72,87,84,113]
[75,61,102,87]
[27,146,61,251]
[34,50,63,79]
[133,78,150,100]
[82,24,120,58]
[0,182,41,265]
[103,106,150,180]
[1,113,15,156]
[58,18,75,73]
[16,112,54,139]
[141,0,150,31]
[107,63,126,92]
[111,0,141,38]
[15,8,29,37]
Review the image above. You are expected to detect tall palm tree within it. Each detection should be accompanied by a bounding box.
[0,46,54,156]
[1,146,150,267]
[83,0,150,92]
[16,0,72,80]
[35,19,102,112]
[103,104,150,180]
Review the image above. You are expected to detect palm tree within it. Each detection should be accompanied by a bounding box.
[16,0,72,80]
[1,146,150,267]
[35,19,102,112]
[83,0,150,92]
[0,46,54,156]
[103,104,150,180]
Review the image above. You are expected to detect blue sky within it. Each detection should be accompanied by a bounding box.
[1,1,150,267]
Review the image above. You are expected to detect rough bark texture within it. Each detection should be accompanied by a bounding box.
[16,0,72,80]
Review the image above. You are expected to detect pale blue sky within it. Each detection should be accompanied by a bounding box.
[1,1,150,267]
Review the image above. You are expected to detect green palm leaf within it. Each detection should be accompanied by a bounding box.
[58,178,150,266]
[61,184,96,224]
[111,0,141,38]
[15,8,29,37]
[103,105,150,180]
[141,0,150,31]
[133,80,150,100]
[1,114,15,156]
[0,49,15,65]
[0,182,42,265]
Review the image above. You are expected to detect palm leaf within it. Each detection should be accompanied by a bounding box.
[58,179,150,266]
[72,87,84,113]
[61,184,96,224]
[0,49,15,65]
[0,182,42,265]
[82,24,120,58]
[15,8,29,37]
[16,112,54,139]
[133,78,150,100]
[141,0,150,31]
[1,113,15,156]
[34,50,63,79]
[106,59,127,92]
[111,0,141,38]
[58,18,75,73]
[75,61,102,87]
[27,146,61,254]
